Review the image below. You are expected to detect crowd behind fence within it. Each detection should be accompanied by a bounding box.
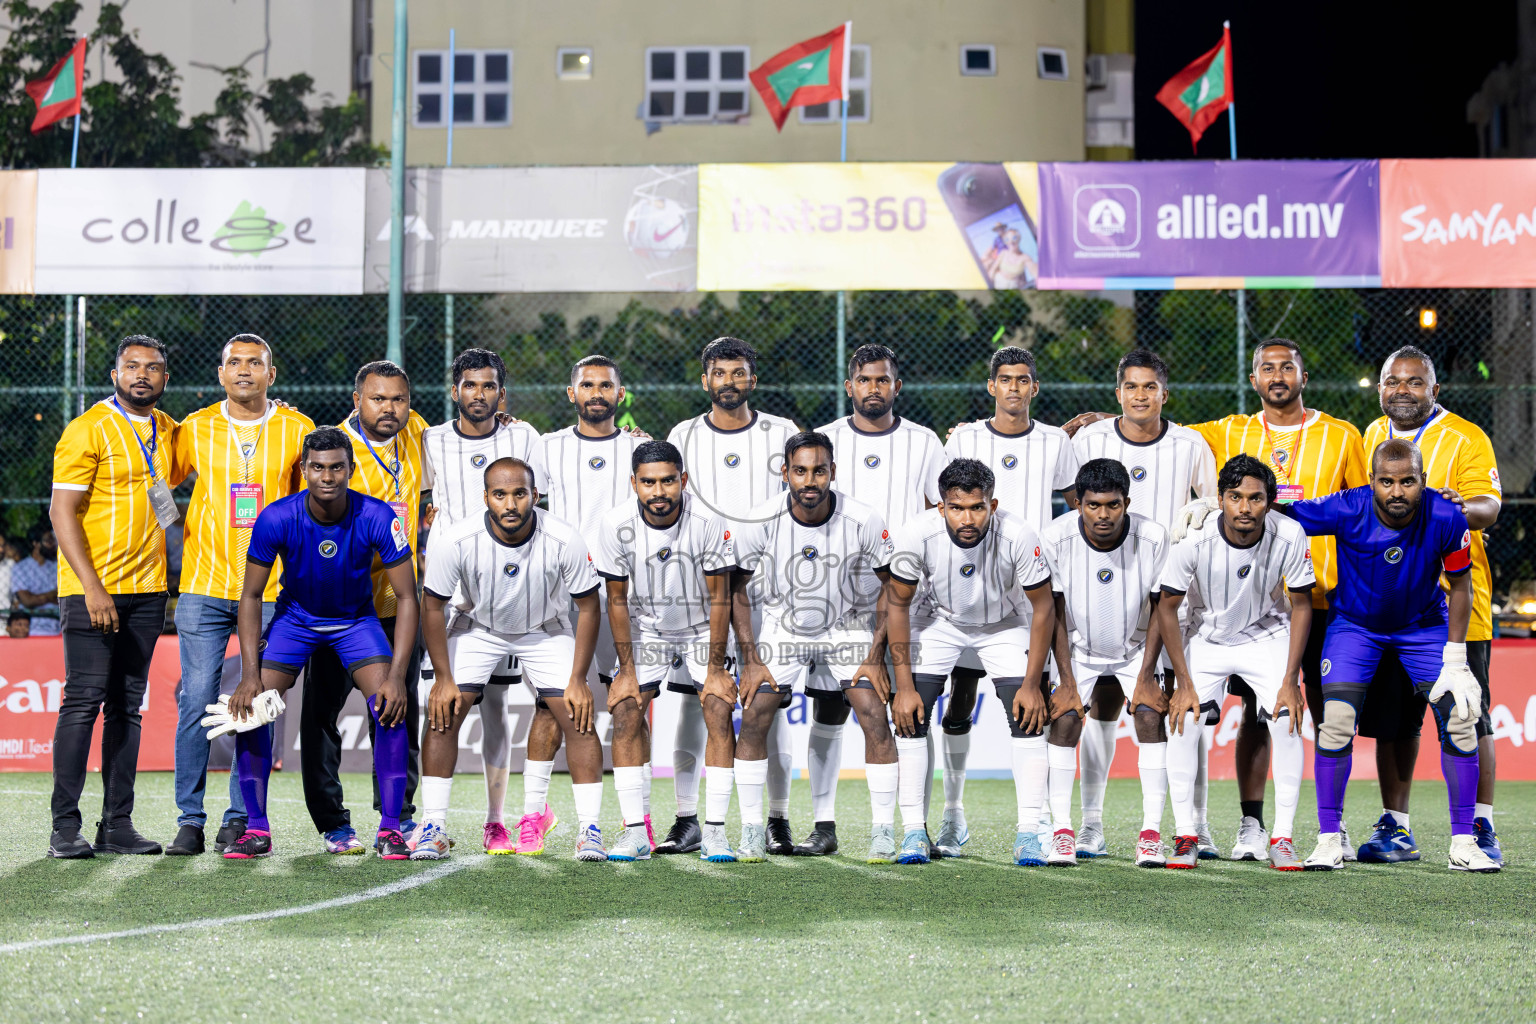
[3,285,1535,613]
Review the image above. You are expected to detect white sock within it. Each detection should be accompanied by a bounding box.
[766,709,793,818]
[673,698,706,817]
[614,765,645,828]
[1138,741,1168,833]
[896,736,929,832]
[1387,808,1410,828]
[922,731,935,820]
[481,686,511,823]
[642,761,653,817]
[1078,716,1118,824]
[1475,802,1493,821]
[734,757,769,826]
[942,731,970,811]
[1047,743,1077,831]
[807,720,843,823]
[572,781,603,829]
[522,760,554,816]
[1194,723,1214,826]
[1010,736,1049,831]
[704,765,734,824]
[866,761,898,827]
[483,766,509,824]
[1167,714,1202,836]
[1268,719,1303,840]
[422,775,453,828]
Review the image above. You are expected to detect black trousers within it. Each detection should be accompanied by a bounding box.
[50,593,168,832]
[298,615,420,833]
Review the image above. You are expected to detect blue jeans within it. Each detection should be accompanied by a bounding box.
[174,593,275,829]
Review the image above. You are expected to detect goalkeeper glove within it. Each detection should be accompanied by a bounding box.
[201,691,286,740]
[1427,642,1480,722]
[1170,497,1220,542]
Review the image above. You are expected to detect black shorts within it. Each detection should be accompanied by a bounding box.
[1357,637,1492,740]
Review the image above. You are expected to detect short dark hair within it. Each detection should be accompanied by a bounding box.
[939,458,995,498]
[572,354,622,387]
[701,336,757,375]
[783,430,834,465]
[7,610,29,625]
[355,359,410,394]
[1382,344,1437,386]
[1117,348,1169,387]
[632,439,683,474]
[452,348,506,388]
[1218,454,1276,505]
[989,346,1036,380]
[485,456,537,490]
[223,333,272,361]
[116,335,167,364]
[1252,338,1304,374]
[1075,458,1131,501]
[848,343,899,380]
[1371,437,1424,476]
[301,425,355,466]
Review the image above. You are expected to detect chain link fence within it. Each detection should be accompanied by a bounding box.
[3,285,1534,610]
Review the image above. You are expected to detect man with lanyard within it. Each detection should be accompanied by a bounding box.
[166,334,313,856]
[300,360,430,854]
[48,336,186,858]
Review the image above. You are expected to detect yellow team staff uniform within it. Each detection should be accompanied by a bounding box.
[341,410,428,619]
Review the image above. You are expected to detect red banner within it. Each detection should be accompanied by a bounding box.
[1381,158,1536,287]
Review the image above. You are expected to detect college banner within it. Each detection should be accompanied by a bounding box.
[696,162,1041,291]
[363,166,697,293]
[35,168,366,294]
[1380,158,1536,287]
[0,171,36,294]
[1037,160,1381,289]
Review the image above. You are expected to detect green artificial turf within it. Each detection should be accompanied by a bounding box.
[0,773,1532,1022]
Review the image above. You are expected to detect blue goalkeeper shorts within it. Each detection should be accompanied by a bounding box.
[1318,615,1445,688]
[259,611,393,676]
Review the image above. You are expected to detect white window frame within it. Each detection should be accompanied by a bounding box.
[644,45,751,123]
[1037,46,1069,81]
[412,48,513,128]
[557,46,592,81]
[799,44,871,124]
[960,44,996,77]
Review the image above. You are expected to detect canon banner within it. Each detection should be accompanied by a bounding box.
[362,166,698,293]
[35,168,366,294]
[1037,160,1381,289]
[1380,158,1536,287]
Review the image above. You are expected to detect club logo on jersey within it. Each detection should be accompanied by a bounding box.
[318,540,338,558]
[802,545,819,561]
[1385,546,1404,564]
[240,443,255,459]
[1130,466,1147,481]
[470,453,487,468]
[1001,454,1018,470]
[503,562,521,578]
[864,454,880,468]
[960,563,976,577]
[657,546,673,562]
[1321,658,1332,677]
[1237,564,1252,579]
[589,456,606,470]
[1097,568,1114,584]
[724,453,741,468]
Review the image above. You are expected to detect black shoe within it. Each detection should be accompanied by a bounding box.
[214,818,247,855]
[165,824,205,856]
[653,815,701,855]
[48,827,94,859]
[93,821,162,855]
[766,816,795,856]
[374,828,411,860]
[223,830,273,859]
[793,822,839,856]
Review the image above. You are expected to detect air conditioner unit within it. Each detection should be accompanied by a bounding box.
[356,53,373,86]
[1085,54,1108,90]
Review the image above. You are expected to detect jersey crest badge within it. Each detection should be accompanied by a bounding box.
[1097,568,1114,584]
[724,453,741,468]
[589,456,606,470]
[1237,564,1251,579]
[504,562,521,578]
[240,443,255,459]
[318,540,338,558]
[1321,658,1332,677]
[1001,454,1018,470]
[1130,466,1147,481]
[1385,546,1404,564]
[657,546,673,562]
[864,454,880,468]
[471,453,487,468]
[959,563,976,577]
[1274,449,1289,465]
[802,545,819,561]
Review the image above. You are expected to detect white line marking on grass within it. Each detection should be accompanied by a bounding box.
[0,855,480,955]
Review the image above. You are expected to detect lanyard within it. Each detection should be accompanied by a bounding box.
[229,402,270,485]
[111,398,160,481]
[1388,405,1442,447]
[1259,412,1307,486]
[354,415,403,498]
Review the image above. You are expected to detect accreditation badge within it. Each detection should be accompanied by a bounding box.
[229,483,263,528]
[1276,484,1305,503]
[390,501,410,528]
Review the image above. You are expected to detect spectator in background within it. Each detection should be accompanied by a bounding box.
[0,535,26,615]
[13,528,60,636]
[7,610,29,637]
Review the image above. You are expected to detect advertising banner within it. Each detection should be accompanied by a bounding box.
[35,168,367,294]
[1380,158,1536,287]
[363,166,697,293]
[0,171,36,294]
[1037,160,1381,289]
[696,162,1040,291]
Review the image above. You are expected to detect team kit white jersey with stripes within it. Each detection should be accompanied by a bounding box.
[421,419,544,528]
[944,420,1080,529]
[817,416,949,529]
[1071,419,1217,528]
[666,411,798,521]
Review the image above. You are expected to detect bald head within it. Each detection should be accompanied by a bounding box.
[1371,437,1423,477]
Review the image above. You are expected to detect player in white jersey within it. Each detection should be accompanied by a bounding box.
[593,440,739,862]
[1066,348,1221,856]
[1041,459,1173,866]
[419,348,543,854]
[414,458,607,861]
[934,346,1079,857]
[1156,455,1314,870]
[658,337,800,857]
[802,343,948,856]
[886,458,1058,867]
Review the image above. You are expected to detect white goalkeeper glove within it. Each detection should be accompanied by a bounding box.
[1170,497,1220,543]
[201,691,286,740]
[1428,642,1480,722]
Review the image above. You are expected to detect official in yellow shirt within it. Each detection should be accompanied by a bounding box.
[300,360,427,846]
[47,335,186,859]
[165,334,314,857]
[1357,344,1504,863]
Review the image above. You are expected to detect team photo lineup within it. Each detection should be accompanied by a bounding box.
[46,329,1505,875]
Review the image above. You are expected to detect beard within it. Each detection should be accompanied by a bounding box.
[1384,392,1435,429]
[578,399,614,424]
[709,384,748,411]
[114,381,164,411]
[857,393,892,418]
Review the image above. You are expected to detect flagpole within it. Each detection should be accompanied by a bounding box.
[444,27,456,423]
[1224,20,1246,414]
[835,21,851,419]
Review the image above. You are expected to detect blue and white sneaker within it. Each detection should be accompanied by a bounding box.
[896,828,931,865]
[1356,813,1420,863]
[699,823,736,863]
[409,822,451,861]
[1472,817,1503,865]
[1013,830,1046,866]
[867,824,897,864]
[324,826,365,855]
[934,812,970,859]
[574,823,608,862]
[607,825,652,862]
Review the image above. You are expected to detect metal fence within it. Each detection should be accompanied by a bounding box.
[5,285,1535,600]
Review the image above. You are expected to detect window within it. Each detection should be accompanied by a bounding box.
[1037,47,1069,81]
[645,46,750,122]
[960,44,995,76]
[413,49,512,127]
[800,45,871,124]
[558,47,592,80]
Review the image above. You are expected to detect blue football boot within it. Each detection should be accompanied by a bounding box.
[1355,813,1420,863]
[1472,817,1503,865]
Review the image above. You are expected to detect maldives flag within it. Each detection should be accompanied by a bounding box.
[749,23,850,131]
[26,38,87,134]
[1155,24,1232,152]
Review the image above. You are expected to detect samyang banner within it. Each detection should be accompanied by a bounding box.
[1380,158,1536,287]
[1037,160,1381,289]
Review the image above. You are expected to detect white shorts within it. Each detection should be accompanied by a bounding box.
[909,617,1030,681]
[447,620,597,701]
[1184,633,1290,718]
[1072,649,1144,693]
[755,627,874,693]
[633,628,713,692]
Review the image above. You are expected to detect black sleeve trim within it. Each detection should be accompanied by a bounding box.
[595,570,629,582]
[887,571,920,586]
[1287,583,1316,594]
[380,551,412,570]
[1160,585,1187,596]
[422,587,453,602]
[1443,564,1473,577]
[246,556,275,569]
[571,584,601,600]
[701,566,734,577]
[1024,577,1053,592]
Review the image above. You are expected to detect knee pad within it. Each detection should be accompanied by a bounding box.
[1317,699,1358,755]
[811,691,852,726]
[911,675,946,739]
[1436,698,1479,756]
